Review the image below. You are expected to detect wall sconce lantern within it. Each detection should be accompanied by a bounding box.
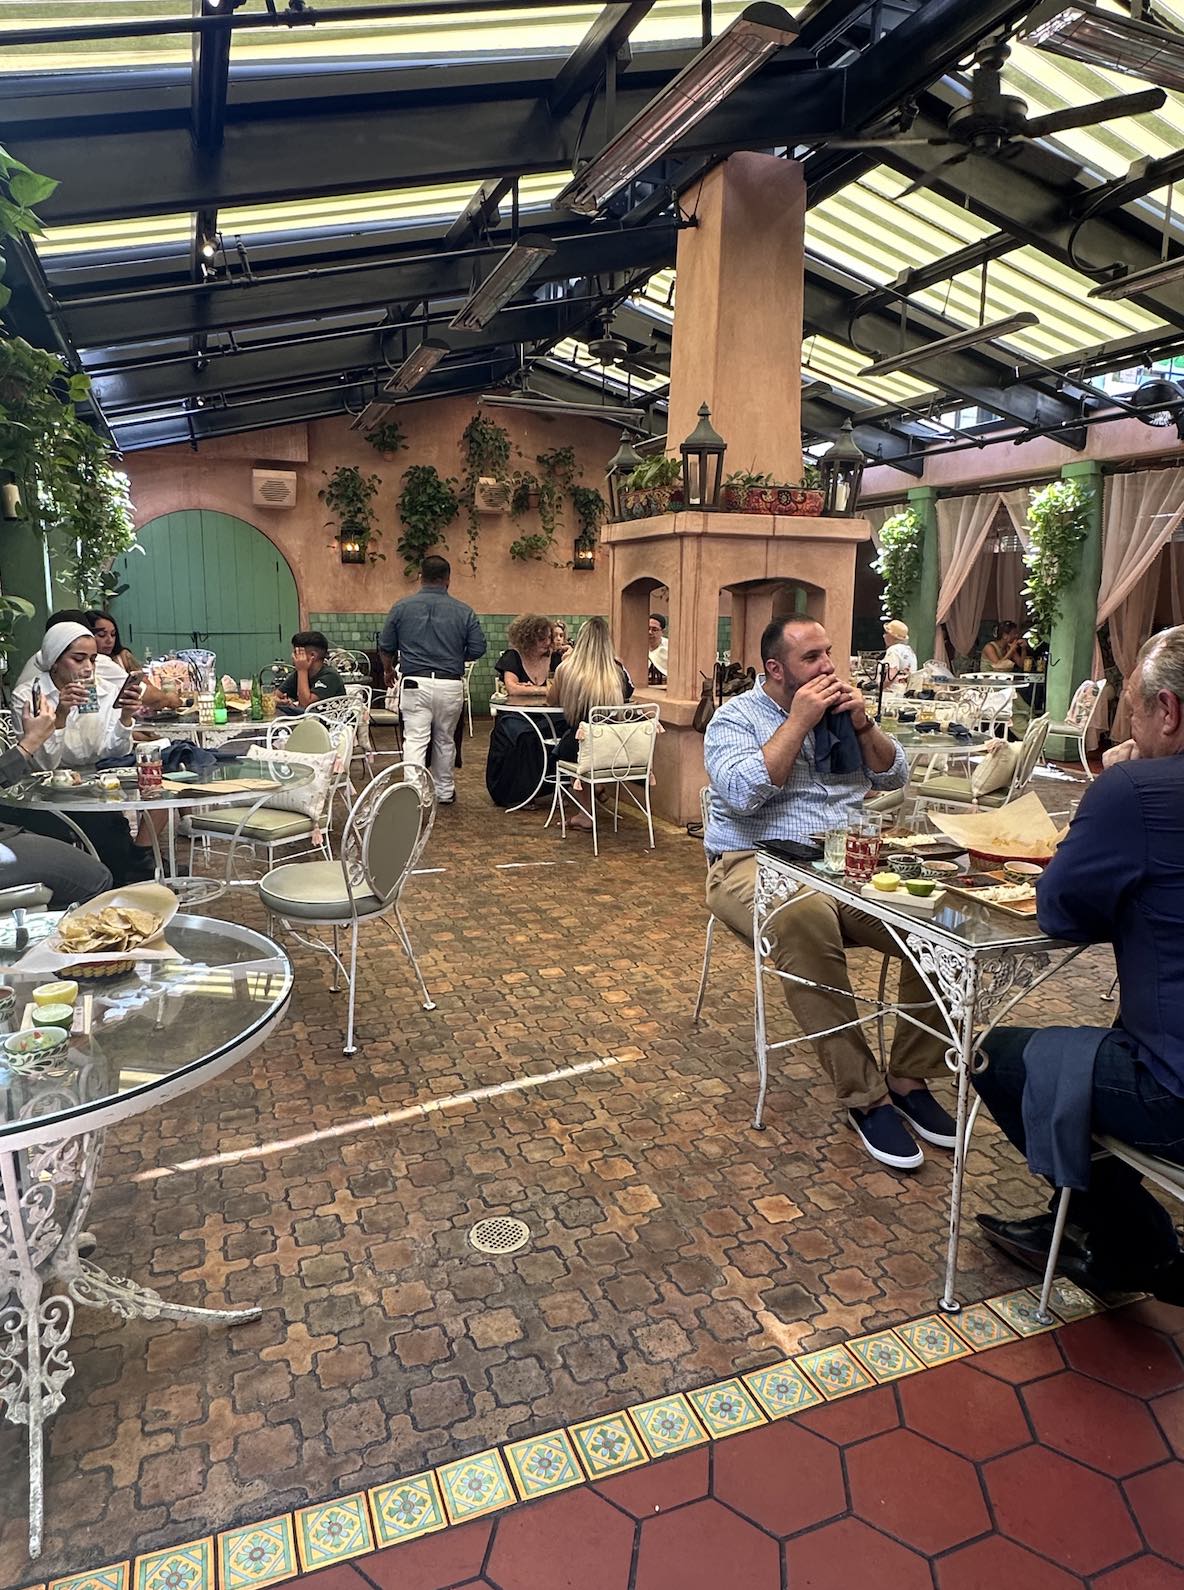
[339,538,366,565]
[818,417,867,518]
[679,402,726,511]
[605,431,643,522]
[572,539,596,571]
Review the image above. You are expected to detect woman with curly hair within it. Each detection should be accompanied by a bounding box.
[495,612,561,701]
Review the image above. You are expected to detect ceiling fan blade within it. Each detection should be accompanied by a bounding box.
[1024,87,1167,140]
[825,136,952,149]
[897,150,972,199]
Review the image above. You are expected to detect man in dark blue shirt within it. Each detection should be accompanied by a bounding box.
[378,555,486,803]
[973,625,1184,1303]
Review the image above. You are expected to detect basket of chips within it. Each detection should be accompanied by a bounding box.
[18,884,179,977]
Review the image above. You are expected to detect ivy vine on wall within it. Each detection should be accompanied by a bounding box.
[320,465,383,563]
[459,413,511,573]
[397,464,459,576]
[872,507,924,621]
[1022,478,1092,643]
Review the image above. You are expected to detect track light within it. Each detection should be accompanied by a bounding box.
[384,339,449,396]
[860,313,1040,378]
[1088,255,1184,301]
[1027,3,1184,93]
[555,3,797,216]
[199,235,218,259]
[450,236,556,332]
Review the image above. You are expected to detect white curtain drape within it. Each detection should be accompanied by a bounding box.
[935,493,1000,663]
[862,503,897,552]
[1098,471,1184,737]
[1171,541,1184,626]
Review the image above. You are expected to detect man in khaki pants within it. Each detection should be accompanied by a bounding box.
[704,616,954,1171]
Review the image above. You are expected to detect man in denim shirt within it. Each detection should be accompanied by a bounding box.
[704,616,954,1170]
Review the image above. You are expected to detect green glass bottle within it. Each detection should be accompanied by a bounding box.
[213,678,228,725]
[250,674,263,721]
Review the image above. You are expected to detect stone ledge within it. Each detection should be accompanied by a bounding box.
[602,511,870,544]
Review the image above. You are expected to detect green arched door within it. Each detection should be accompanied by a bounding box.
[112,511,300,682]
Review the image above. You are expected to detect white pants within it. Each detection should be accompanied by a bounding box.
[399,677,464,797]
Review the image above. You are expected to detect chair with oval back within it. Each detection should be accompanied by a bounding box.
[257,762,437,1053]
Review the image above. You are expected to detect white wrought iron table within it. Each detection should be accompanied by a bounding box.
[751,849,1084,1314]
[0,915,292,1558]
[488,701,566,811]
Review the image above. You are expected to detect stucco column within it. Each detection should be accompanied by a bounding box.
[1047,459,1104,754]
[902,486,939,665]
[666,153,805,484]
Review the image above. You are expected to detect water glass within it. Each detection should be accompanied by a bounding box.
[844,819,883,883]
[823,828,848,872]
[76,680,99,715]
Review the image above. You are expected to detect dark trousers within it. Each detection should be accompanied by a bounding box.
[0,824,112,905]
[975,1026,1184,1270]
[0,804,152,890]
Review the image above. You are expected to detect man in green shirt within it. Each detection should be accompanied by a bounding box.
[275,631,346,715]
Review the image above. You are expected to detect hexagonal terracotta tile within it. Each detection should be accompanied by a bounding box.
[985,1445,1141,1575]
[363,1520,493,1590]
[1024,1370,1170,1477]
[796,1384,900,1446]
[485,1486,635,1590]
[784,1518,931,1590]
[1124,1462,1184,1567]
[1093,1554,1184,1589]
[847,1428,989,1555]
[1152,1387,1184,1461]
[973,1332,1065,1385]
[634,1498,780,1590]
[713,1418,845,1537]
[935,1534,1083,1590]
[592,1447,709,1520]
[1060,1316,1184,1399]
[899,1361,1029,1461]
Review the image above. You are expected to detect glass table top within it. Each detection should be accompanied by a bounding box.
[0,757,314,811]
[0,915,291,1143]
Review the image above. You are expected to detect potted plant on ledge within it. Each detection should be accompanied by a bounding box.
[722,466,824,516]
[623,455,682,518]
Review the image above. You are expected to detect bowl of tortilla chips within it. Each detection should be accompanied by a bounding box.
[53,884,177,977]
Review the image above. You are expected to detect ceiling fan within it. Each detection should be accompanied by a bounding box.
[829,41,1166,198]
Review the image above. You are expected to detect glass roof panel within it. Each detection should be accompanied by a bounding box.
[37,173,569,258]
[0,1,765,72]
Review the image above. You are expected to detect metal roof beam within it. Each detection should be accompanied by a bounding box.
[549,3,656,117]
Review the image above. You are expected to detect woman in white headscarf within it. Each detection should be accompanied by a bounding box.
[4,623,153,885]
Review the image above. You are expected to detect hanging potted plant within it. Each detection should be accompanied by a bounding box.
[320,464,383,563]
[363,418,407,461]
[459,412,511,572]
[872,507,924,620]
[1022,478,1092,643]
[397,463,459,576]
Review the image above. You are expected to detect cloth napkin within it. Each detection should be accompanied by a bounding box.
[812,709,863,777]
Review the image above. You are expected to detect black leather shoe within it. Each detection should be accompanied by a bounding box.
[976,1212,1090,1274]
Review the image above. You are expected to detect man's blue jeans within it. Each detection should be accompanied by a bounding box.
[974,1026,1184,1272]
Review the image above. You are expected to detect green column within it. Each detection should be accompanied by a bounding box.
[902,486,939,664]
[0,477,51,686]
[1046,460,1103,755]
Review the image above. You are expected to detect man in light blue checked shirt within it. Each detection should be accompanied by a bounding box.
[704,616,954,1172]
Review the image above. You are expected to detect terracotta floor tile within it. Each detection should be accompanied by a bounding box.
[934,1535,1083,1590]
[973,1333,1065,1385]
[847,1428,989,1554]
[796,1383,900,1446]
[712,1419,846,1537]
[1124,1462,1184,1567]
[1024,1370,1170,1477]
[1059,1316,1184,1399]
[899,1361,1029,1461]
[592,1448,709,1520]
[362,1520,493,1590]
[484,1488,634,1590]
[633,1498,780,1590]
[1093,1555,1184,1589]
[281,1569,372,1590]
[1152,1388,1184,1461]
[984,1446,1141,1575]
[783,1518,931,1590]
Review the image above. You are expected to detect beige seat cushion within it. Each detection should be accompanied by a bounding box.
[258,859,383,921]
[919,774,1007,808]
[574,720,655,777]
[190,806,313,841]
[970,737,1018,797]
[557,759,651,781]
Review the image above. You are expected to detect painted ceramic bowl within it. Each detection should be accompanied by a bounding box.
[0,984,15,1024]
[4,1026,69,1070]
[921,860,960,879]
[884,853,923,879]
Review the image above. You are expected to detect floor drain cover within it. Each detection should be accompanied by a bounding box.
[468,1216,530,1255]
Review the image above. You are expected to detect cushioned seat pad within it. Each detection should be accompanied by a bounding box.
[557,760,650,780]
[920,774,1006,807]
[189,806,313,840]
[259,859,384,921]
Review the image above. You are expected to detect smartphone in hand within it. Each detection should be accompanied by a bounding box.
[115,672,144,709]
[31,682,42,715]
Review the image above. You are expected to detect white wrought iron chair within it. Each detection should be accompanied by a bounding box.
[367,681,402,751]
[548,702,659,857]
[693,786,717,1026]
[1045,678,1107,781]
[1036,1139,1184,1324]
[463,659,476,737]
[258,762,437,1054]
[912,715,1050,818]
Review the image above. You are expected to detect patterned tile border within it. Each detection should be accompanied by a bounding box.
[27,1284,1114,1590]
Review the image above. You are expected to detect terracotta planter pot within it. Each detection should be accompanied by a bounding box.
[776,487,825,516]
[745,487,779,515]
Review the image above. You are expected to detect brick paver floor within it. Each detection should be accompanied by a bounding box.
[0,727,1131,1584]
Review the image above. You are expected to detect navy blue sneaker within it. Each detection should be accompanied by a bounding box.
[889,1085,957,1150]
[848,1102,924,1170]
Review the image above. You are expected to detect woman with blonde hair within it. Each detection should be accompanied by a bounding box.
[548,616,633,757]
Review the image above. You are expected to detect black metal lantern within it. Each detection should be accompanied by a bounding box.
[679,402,726,511]
[818,418,867,517]
[605,431,643,522]
[339,537,366,565]
[572,539,596,571]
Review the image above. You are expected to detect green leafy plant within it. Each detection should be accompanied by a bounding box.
[509,531,555,562]
[0,591,36,673]
[509,468,539,516]
[571,484,607,552]
[397,464,459,575]
[0,144,57,314]
[536,444,577,545]
[56,428,136,604]
[459,412,511,572]
[1023,478,1092,642]
[800,461,823,491]
[627,455,681,492]
[363,418,407,457]
[723,468,775,492]
[320,464,383,563]
[872,507,924,620]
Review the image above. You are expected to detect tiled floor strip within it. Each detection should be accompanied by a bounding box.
[30,1279,1110,1590]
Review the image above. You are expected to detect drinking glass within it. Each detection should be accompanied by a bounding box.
[260,689,277,721]
[823,828,848,872]
[77,679,99,715]
[844,817,884,883]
